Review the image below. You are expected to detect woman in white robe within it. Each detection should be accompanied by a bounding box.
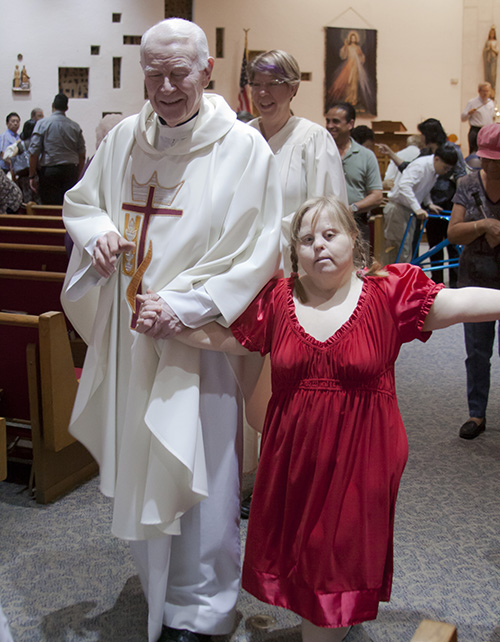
[247,49,347,270]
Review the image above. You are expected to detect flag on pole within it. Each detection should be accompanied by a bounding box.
[237,30,252,113]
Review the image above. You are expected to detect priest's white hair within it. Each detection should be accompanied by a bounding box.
[140,18,211,71]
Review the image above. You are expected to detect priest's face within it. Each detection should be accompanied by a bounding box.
[142,33,213,127]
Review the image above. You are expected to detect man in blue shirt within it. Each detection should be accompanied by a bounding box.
[0,112,21,173]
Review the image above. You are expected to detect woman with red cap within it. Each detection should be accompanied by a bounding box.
[448,122,500,439]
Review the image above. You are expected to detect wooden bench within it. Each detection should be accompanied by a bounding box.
[0,213,65,229]
[25,203,63,217]
[411,619,457,642]
[0,225,66,245]
[0,311,97,503]
[0,243,68,271]
[0,268,66,316]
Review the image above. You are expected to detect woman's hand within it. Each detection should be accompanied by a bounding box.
[482,217,500,248]
[135,290,185,338]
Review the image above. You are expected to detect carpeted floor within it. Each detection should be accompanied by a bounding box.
[1,322,499,642]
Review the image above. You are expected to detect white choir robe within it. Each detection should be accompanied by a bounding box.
[61,94,282,641]
[250,115,348,268]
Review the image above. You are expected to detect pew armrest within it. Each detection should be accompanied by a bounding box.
[411,620,457,642]
[38,312,79,452]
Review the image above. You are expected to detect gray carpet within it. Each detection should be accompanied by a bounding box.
[1,322,500,641]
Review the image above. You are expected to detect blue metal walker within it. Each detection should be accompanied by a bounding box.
[395,211,462,273]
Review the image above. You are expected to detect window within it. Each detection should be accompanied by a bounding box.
[59,67,89,99]
[113,57,121,89]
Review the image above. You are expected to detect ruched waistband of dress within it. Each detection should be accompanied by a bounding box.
[283,378,394,396]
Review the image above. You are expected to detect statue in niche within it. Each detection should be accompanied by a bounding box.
[20,65,30,89]
[13,65,21,88]
[484,26,498,95]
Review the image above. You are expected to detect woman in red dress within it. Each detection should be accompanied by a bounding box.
[137,196,500,642]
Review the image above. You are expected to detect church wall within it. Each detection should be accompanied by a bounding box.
[1,0,499,158]
[0,0,164,157]
[461,0,500,148]
[195,0,464,143]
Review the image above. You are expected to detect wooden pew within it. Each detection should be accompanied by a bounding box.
[0,268,65,316]
[0,243,68,272]
[411,619,457,642]
[0,225,66,246]
[25,203,63,217]
[0,311,97,503]
[0,213,65,229]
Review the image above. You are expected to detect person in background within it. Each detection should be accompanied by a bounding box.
[383,143,458,264]
[30,107,44,122]
[461,82,495,155]
[417,120,466,285]
[377,134,423,190]
[325,101,383,243]
[0,113,21,174]
[2,119,38,202]
[351,124,375,151]
[448,123,500,440]
[139,194,500,642]
[28,93,86,204]
[0,167,22,213]
[379,119,465,283]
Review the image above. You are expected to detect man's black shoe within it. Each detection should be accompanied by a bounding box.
[459,418,486,440]
[162,626,211,642]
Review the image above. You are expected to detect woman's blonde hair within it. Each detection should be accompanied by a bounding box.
[289,196,386,302]
[248,50,301,88]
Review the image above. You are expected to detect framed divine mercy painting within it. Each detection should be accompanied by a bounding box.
[325,27,377,116]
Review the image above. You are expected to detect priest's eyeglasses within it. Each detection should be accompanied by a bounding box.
[249,80,287,90]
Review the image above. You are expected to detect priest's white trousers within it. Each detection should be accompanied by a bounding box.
[130,351,243,642]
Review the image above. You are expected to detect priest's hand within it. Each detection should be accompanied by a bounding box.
[93,231,135,278]
[136,291,185,338]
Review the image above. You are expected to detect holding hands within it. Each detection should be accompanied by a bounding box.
[135,290,185,339]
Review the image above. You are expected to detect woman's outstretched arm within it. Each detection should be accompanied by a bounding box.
[423,286,500,331]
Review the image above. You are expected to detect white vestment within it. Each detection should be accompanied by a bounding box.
[61,95,282,640]
[249,115,348,263]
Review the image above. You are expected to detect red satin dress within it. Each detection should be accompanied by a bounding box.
[231,264,443,628]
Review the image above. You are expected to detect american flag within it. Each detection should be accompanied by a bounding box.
[237,31,251,113]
